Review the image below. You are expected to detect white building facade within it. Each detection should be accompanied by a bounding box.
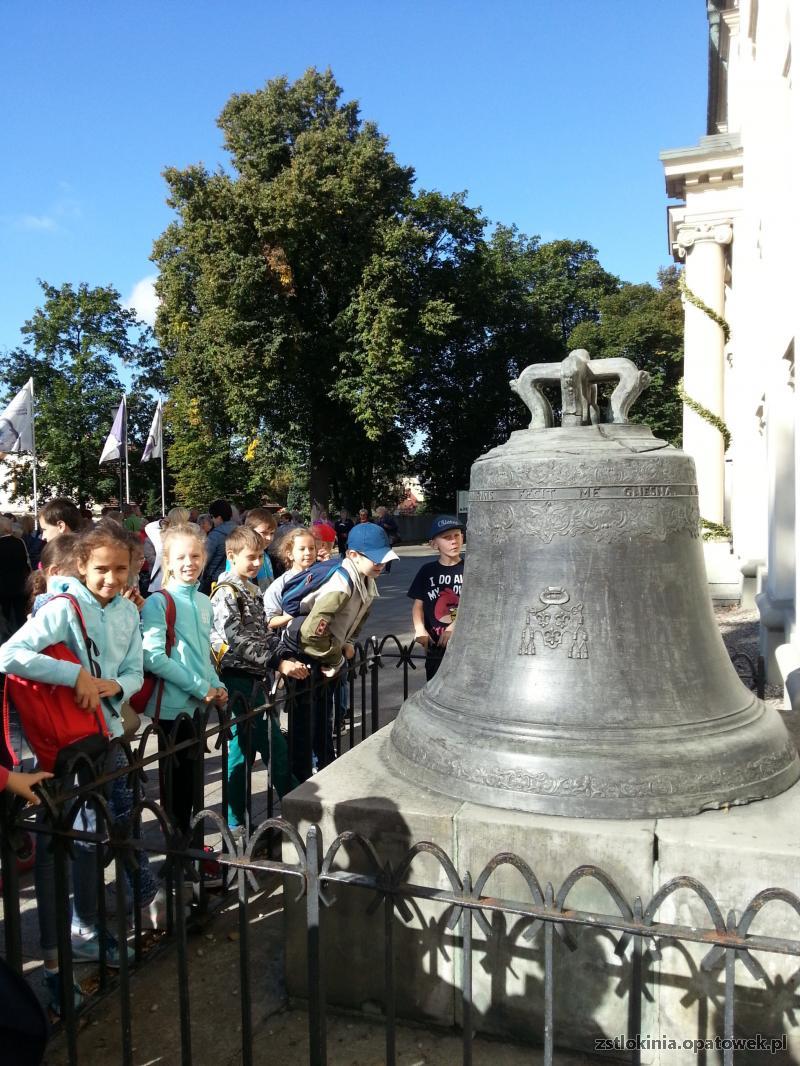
[660,0,800,689]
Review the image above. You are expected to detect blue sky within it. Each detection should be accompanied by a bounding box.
[0,1,708,355]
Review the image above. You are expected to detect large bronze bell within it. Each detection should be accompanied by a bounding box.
[391,351,800,818]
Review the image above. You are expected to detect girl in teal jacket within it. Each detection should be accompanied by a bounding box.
[0,522,146,1013]
[140,523,226,833]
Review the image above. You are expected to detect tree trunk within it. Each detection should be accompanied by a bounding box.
[309,459,330,520]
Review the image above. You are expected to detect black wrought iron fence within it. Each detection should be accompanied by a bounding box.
[729,649,766,700]
[0,638,423,1058]
[0,636,793,1066]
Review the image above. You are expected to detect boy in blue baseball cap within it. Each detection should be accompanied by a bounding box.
[407,516,465,680]
[289,522,398,676]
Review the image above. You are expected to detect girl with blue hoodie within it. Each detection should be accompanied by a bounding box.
[0,522,144,1014]
[140,524,227,835]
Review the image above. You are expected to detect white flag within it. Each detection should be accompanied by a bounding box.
[100,395,126,464]
[142,400,162,462]
[0,378,34,454]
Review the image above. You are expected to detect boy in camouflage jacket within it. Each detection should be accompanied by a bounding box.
[210,527,308,830]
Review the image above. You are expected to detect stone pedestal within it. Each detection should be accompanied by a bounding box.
[655,789,800,1062]
[283,727,800,1064]
[702,540,743,601]
[757,588,793,686]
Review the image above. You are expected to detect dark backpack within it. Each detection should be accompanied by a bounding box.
[129,590,176,720]
[280,560,353,617]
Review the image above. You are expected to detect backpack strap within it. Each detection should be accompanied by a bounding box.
[47,593,100,677]
[152,590,175,724]
[159,590,176,654]
[210,581,245,618]
[331,564,353,592]
[1,683,19,770]
[40,592,107,736]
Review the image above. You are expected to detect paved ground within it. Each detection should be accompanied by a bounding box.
[44,878,600,1066]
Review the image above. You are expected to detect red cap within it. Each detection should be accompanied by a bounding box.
[312,521,337,543]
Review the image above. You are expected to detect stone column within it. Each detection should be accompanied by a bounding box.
[674,219,733,528]
[762,350,796,689]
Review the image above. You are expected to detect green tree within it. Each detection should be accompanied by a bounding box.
[0,281,157,507]
[406,231,619,509]
[528,238,619,346]
[569,266,684,444]
[150,70,635,514]
[153,68,419,510]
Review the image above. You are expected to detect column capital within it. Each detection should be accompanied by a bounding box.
[673,219,734,259]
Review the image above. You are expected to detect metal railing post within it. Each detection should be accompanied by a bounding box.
[306,824,327,1066]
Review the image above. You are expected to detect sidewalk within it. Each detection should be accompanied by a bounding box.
[43,875,600,1066]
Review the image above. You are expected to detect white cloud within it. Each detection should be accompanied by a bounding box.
[125,275,159,327]
[17,214,57,231]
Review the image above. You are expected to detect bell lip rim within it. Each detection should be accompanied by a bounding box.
[386,730,800,821]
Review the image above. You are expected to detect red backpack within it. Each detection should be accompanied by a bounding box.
[3,594,109,772]
[129,590,176,721]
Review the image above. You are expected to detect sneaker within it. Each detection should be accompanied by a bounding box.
[44,970,85,1016]
[70,927,134,967]
[141,885,191,930]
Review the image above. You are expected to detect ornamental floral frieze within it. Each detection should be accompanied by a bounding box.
[470,456,696,491]
[467,498,701,545]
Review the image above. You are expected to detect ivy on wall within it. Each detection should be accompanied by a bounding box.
[678,272,733,540]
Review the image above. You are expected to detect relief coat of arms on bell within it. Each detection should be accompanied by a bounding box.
[390,350,800,818]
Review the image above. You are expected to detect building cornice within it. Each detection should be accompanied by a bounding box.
[660,133,743,200]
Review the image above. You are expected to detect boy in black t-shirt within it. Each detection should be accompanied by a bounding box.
[407,516,464,680]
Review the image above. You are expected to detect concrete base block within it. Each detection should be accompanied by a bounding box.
[282,725,800,1064]
[740,574,758,612]
[739,559,763,612]
[453,803,657,1056]
[282,730,462,1026]
[757,590,792,686]
[655,783,800,1064]
[703,542,743,601]
[776,642,800,711]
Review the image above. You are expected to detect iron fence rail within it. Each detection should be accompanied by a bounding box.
[8,808,800,1066]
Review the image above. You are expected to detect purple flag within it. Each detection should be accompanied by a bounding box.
[100,396,126,464]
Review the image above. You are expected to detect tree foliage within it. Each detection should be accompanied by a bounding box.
[142,68,681,512]
[153,68,421,509]
[0,281,158,508]
[151,69,634,513]
[407,229,622,509]
[569,266,684,445]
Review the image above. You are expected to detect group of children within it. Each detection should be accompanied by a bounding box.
[0,497,464,1015]
[0,500,407,1014]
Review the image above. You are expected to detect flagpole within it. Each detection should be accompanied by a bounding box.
[123,393,130,504]
[29,378,39,520]
[159,400,166,514]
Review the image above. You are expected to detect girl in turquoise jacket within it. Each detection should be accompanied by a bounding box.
[0,521,146,1013]
[140,523,226,833]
